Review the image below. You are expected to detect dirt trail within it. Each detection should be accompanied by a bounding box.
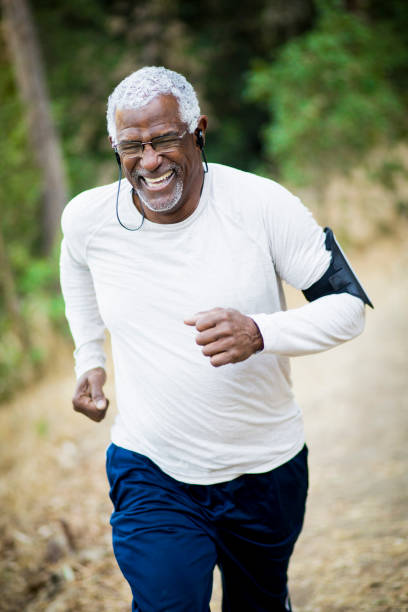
[0,238,407,612]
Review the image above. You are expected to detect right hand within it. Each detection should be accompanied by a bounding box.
[72,367,109,422]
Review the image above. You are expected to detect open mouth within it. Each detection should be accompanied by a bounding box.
[141,169,175,191]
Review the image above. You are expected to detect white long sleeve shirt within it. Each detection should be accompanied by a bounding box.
[60,163,365,484]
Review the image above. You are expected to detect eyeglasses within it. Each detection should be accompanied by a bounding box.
[117,130,187,160]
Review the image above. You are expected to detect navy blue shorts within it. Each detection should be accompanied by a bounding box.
[106,444,308,612]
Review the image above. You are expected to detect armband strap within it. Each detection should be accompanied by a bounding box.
[302,227,373,308]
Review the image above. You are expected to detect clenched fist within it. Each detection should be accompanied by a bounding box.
[185,307,263,367]
[72,367,109,422]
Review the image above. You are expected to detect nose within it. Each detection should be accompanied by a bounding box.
[139,144,162,172]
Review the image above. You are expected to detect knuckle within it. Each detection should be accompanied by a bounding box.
[221,321,233,336]
[223,337,233,350]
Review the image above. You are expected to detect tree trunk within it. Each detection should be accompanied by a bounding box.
[1,0,67,254]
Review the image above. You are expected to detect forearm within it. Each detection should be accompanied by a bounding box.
[60,239,107,378]
[251,293,365,357]
[73,339,106,379]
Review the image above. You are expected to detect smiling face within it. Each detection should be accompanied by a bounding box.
[115,94,207,224]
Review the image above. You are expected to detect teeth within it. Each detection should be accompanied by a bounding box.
[144,170,173,185]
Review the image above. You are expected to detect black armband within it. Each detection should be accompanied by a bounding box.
[302,227,373,308]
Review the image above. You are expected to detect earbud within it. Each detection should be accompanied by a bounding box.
[114,148,121,168]
[196,129,204,150]
[195,129,208,173]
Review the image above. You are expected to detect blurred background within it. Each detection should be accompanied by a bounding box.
[0,1,407,610]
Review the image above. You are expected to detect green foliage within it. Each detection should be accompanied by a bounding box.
[175,0,315,172]
[33,0,126,196]
[0,55,41,248]
[246,2,408,184]
[1,0,408,401]
[369,159,405,191]
[0,1,119,401]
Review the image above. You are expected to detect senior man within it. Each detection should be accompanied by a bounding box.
[60,66,371,612]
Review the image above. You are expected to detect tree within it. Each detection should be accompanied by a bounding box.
[245,1,408,185]
[1,0,67,253]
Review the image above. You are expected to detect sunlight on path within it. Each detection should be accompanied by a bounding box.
[0,239,406,611]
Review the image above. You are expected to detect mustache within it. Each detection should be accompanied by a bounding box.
[131,163,180,181]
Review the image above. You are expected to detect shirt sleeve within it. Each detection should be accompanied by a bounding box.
[251,293,365,356]
[60,208,106,379]
[250,191,365,356]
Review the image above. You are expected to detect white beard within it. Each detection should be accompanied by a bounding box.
[132,163,185,214]
[136,175,184,213]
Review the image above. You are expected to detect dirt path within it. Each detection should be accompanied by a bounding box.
[287,240,408,612]
[0,238,407,611]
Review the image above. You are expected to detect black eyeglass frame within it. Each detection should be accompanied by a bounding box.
[116,130,188,159]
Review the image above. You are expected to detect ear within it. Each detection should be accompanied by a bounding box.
[195,115,208,148]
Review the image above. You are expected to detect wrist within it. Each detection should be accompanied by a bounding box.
[249,318,264,353]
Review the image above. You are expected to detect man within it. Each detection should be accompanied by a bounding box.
[60,66,370,612]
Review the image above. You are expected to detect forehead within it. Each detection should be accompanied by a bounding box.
[115,94,183,139]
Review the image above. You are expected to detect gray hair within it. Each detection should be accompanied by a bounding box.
[107,66,201,147]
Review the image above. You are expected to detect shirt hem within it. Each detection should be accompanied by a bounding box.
[110,433,306,485]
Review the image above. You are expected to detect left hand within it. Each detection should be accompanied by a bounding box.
[184,307,264,367]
